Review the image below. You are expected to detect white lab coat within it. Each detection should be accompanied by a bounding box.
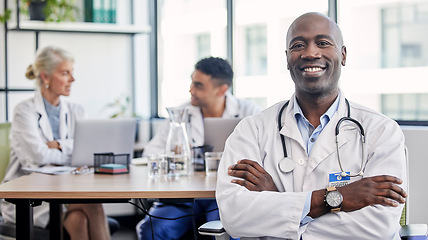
[216,93,407,240]
[1,90,84,227]
[143,91,261,156]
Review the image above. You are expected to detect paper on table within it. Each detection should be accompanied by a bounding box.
[22,166,77,175]
[131,157,148,165]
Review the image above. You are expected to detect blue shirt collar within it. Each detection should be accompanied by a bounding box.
[293,94,340,126]
[292,94,341,155]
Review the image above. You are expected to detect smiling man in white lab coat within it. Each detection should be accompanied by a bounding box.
[216,12,407,240]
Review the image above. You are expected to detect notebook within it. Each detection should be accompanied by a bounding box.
[70,118,137,167]
[203,118,242,152]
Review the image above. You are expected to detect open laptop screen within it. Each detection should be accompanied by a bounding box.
[70,119,136,167]
[203,118,241,152]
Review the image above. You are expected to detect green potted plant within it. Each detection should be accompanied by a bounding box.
[0,8,12,24]
[21,0,79,22]
[104,96,139,119]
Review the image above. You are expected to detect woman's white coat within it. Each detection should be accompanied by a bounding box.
[1,91,83,227]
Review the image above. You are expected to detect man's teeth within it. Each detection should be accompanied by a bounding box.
[304,67,322,72]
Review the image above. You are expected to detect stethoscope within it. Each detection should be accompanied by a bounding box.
[277,98,365,177]
[37,112,69,140]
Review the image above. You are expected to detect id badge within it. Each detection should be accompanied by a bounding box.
[328,172,351,187]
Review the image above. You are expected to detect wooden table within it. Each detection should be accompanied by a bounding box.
[0,165,216,240]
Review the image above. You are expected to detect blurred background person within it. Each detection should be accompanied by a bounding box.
[0,46,111,240]
[137,56,260,239]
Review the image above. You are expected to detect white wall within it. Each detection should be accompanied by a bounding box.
[0,0,152,121]
[7,31,133,118]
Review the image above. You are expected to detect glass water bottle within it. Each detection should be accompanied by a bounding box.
[165,107,191,176]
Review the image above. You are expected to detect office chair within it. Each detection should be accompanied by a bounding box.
[0,123,11,182]
[0,122,121,239]
[198,220,228,240]
[199,146,428,240]
[399,147,428,239]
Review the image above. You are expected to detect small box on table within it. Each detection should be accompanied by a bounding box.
[94,152,130,174]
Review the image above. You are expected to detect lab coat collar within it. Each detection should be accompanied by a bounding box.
[222,91,241,118]
[279,90,348,141]
[305,91,351,177]
[34,90,70,141]
[185,91,241,119]
[279,95,306,151]
[34,90,53,141]
[279,90,351,177]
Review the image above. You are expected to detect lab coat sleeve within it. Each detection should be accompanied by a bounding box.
[346,117,406,239]
[296,111,406,239]
[55,101,84,157]
[56,139,74,157]
[216,115,307,239]
[11,103,69,167]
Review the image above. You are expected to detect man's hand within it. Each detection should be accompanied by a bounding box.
[309,175,407,218]
[339,175,407,211]
[228,159,278,192]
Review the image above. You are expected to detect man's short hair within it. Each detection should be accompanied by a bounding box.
[194,57,233,87]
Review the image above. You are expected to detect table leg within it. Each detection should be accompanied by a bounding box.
[6,199,41,240]
[49,201,63,240]
[16,199,34,240]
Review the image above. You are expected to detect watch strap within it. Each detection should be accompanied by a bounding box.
[330,207,341,213]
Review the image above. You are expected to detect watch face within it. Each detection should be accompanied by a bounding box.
[326,191,343,208]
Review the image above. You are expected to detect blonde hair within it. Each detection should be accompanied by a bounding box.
[25,46,74,87]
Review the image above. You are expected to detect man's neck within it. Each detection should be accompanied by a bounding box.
[296,90,338,127]
[201,96,226,118]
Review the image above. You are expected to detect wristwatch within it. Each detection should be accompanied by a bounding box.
[325,186,343,213]
[57,141,62,152]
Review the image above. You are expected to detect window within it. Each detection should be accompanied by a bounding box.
[196,33,211,60]
[157,0,227,117]
[382,2,428,68]
[338,0,428,121]
[233,0,328,109]
[382,94,428,121]
[156,0,428,123]
[245,24,267,76]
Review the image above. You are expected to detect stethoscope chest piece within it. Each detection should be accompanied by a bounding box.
[279,157,295,173]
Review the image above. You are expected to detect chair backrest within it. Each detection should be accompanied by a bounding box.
[0,122,11,181]
[400,145,410,226]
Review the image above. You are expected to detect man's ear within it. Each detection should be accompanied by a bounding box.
[217,84,229,96]
[341,46,347,66]
[285,50,290,70]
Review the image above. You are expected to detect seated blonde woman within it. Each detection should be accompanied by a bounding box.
[0,46,111,240]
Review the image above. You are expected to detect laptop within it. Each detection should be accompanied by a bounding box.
[203,118,242,152]
[70,118,137,167]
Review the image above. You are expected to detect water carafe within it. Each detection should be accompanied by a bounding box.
[165,107,191,176]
